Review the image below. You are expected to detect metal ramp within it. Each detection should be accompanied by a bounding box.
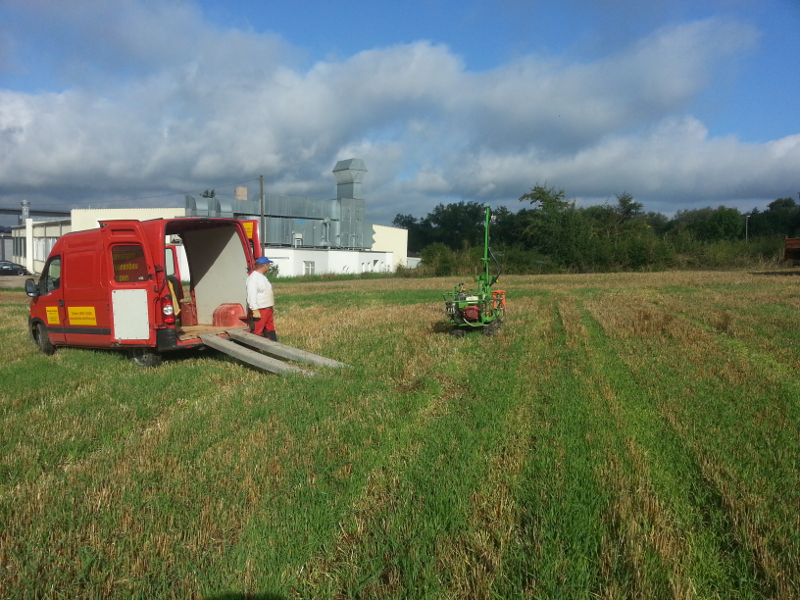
[199,330,349,375]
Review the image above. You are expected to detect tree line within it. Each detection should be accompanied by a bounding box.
[393,185,800,275]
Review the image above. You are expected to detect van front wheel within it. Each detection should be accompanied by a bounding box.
[130,348,162,368]
[33,322,55,355]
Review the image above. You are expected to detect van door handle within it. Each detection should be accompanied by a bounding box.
[59,300,64,307]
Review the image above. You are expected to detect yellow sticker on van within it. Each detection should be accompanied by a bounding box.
[46,306,60,325]
[243,221,254,238]
[68,307,97,326]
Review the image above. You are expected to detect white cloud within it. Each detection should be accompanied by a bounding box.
[0,1,794,227]
[450,116,800,210]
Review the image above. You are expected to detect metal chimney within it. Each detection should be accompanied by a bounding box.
[333,159,367,199]
[20,199,29,224]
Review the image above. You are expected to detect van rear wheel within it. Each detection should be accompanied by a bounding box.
[33,322,55,355]
[130,348,162,368]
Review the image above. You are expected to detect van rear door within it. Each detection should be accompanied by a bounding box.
[105,223,155,345]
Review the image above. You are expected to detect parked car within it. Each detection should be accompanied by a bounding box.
[0,260,29,276]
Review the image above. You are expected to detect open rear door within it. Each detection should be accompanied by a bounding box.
[105,222,156,344]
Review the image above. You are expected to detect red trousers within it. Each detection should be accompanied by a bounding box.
[251,307,275,337]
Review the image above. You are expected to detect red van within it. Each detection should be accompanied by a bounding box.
[26,217,261,366]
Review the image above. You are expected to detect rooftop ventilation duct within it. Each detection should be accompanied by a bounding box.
[333,159,367,200]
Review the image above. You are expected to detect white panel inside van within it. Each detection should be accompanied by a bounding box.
[182,225,248,324]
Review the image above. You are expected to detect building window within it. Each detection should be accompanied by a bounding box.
[13,236,26,258]
[33,237,59,262]
[304,261,315,275]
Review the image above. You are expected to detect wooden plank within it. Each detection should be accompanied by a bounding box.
[199,334,313,376]
[226,330,350,369]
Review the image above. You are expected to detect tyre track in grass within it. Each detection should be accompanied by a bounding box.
[436,401,533,600]
[286,373,458,594]
[547,295,671,600]
[586,293,799,599]
[237,301,482,597]
[500,296,611,599]
[287,297,551,599]
[216,301,461,597]
[434,296,553,600]
[583,296,741,599]
[645,296,800,599]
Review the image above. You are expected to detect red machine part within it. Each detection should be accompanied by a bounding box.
[462,305,481,321]
[492,290,506,310]
[213,303,247,327]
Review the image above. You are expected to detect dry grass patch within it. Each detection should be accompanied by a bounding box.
[556,298,588,350]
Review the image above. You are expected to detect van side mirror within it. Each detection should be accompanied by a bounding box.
[25,278,39,297]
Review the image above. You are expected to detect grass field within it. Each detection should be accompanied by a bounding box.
[1,270,799,599]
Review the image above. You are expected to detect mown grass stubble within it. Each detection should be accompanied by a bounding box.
[1,271,799,599]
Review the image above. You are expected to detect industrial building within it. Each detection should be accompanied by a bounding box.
[10,159,410,277]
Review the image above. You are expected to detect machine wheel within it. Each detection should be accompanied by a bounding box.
[130,348,162,368]
[482,320,501,337]
[450,327,466,338]
[33,322,55,355]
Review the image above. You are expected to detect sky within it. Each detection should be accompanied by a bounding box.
[1,0,799,228]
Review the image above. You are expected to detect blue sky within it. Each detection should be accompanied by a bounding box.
[1,0,798,227]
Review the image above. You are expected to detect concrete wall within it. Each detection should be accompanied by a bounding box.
[262,247,394,278]
[372,224,409,269]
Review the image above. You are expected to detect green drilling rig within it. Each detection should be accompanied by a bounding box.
[442,204,505,337]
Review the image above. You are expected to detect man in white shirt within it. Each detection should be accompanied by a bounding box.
[246,256,277,341]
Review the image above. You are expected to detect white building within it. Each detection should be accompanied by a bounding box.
[12,207,185,276]
[12,205,410,279]
[12,159,413,277]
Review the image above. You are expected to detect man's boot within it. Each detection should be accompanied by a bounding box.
[266,330,278,342]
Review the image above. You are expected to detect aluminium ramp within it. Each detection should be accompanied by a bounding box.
[199,333,313,376]
[226,330,350,369]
